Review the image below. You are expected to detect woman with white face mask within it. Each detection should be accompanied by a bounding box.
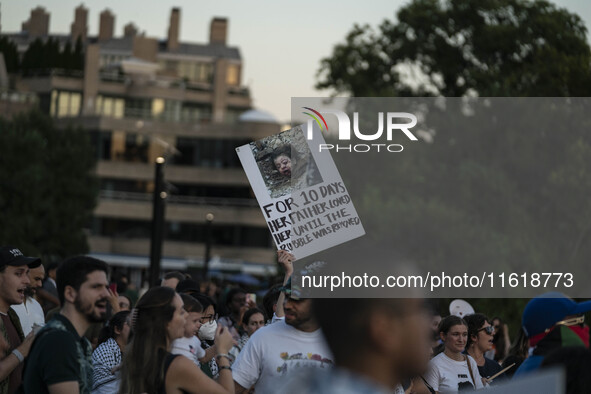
[193,294,222,379]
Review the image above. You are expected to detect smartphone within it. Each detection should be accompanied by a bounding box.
[246,293,256,304]
[109,283,117,293]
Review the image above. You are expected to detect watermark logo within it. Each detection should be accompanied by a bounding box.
[302,107,329,132]
[302,107,418,153]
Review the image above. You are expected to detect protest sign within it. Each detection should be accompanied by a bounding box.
[236,124,364,259]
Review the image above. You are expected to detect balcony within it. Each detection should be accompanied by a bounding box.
[87,235,276,269]
[96,161,250,185]
[95,191,266,226]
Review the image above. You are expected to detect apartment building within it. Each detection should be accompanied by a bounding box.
[1,5,280,283]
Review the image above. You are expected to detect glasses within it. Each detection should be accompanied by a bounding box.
[545,315,585,333]
[478,326,495,335]
[199,313,218,324]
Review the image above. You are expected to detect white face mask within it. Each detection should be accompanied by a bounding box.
[198,320,217,341]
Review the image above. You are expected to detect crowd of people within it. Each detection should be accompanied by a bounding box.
[0,245,590,393]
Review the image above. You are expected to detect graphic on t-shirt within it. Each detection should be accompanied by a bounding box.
[276,352,333,375]
[457,375,474,391]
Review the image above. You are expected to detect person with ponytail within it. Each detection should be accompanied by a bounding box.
[91,310,131,394]
[118,286,235,394]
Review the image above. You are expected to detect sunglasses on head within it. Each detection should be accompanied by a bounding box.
[478,326,495,335]
[545,315,585,333]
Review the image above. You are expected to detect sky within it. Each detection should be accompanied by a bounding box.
[2,1,590,122]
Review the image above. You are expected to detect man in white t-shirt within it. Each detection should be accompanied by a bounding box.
[424,351,484,392]
[232,295,333,393]
[11,258,45,335]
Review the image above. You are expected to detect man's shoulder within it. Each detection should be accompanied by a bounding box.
[34,318,79,349]
[250,319,291,339]
[28,297,43,310]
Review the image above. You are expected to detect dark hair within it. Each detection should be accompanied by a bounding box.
[438,315,468,335]
[98,310,131,346]
[542,347,591,394]
[464,313,490,348]
[507,327,529,361]
[180,293,203,313]
[192,293,216,314]
[224,287,246,307]
[425,300,441,317]
[262,283,282,320]
[119,286,177,394]
[47,262,59,272]
[176,279,201,295]
[56,256,109,305]
[270,147,291,163]
[28,259,43,269]
[163,271,186,282]
[242,308,265,326]
[314,298,406,365]
[118,294,132,309]
[491,317,508,362]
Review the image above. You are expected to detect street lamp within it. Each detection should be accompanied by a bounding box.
[149,156,166,287]
[203,213,214,279]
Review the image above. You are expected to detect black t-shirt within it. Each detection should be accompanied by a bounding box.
[478,356,503,380]
[22,314,93,394]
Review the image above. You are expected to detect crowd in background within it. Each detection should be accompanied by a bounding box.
[1,245,590,393]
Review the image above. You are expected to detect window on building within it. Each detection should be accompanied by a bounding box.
[175,137,249,168]
[89,130,112,160]
[96,95,124,118]
[180,103,212,123]
[158,58,214,84]
[224,107,246,124]
[110,131,149,163]
[50,90,81,118]
[152,99,181,122]
[226,64,240,86]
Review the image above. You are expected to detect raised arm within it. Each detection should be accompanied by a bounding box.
[275,250,294,318]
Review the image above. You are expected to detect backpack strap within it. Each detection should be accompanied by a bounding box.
[465,354,476,388]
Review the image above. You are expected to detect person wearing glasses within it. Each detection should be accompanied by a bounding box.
[513,292,591,378]
[424,315,486,392]
[464,314,503,384]
[192,293,222,379]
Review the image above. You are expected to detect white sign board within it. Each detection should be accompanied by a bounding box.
[236,124,365,259]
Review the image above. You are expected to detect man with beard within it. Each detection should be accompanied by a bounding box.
[23,256,110,394]
[232,285,334,393]
[0,246,38,394]
[11,259,46,336]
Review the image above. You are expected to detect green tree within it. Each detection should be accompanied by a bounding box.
[315,0,591,327]
[72,36,85,71]
[317,0,591,97]
[0,110,99,260]
[0,36,19,73]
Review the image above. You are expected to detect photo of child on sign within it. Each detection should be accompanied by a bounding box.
[250,126,323,198]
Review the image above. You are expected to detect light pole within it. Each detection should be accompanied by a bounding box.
[203,213,214,279]
[149,156,166,287]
